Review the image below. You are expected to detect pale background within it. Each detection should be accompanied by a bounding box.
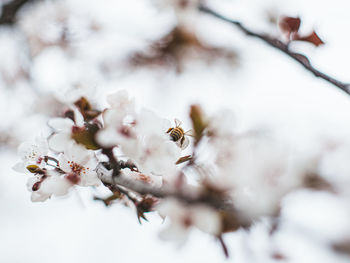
[1,0,350,262]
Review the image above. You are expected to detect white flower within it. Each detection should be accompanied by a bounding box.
[13,135,49,173]
[97,92,181,177]
[157,198,221,246]
[106,90,135,113]
[26,170,71,202]
[96,108,136,147]
[135,109,170,137]
[58,142,100,187]
[123,110,180,176]
[48,108,84,152]
[136,135,180,176]
[215,136,305,220]
[97,90,135,147]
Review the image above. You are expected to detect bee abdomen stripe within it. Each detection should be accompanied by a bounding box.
[170,128,183,141]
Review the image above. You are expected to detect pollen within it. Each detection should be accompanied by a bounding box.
[67,161,85,175]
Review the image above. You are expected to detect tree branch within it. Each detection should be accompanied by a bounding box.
[101,148,121,177]
[95,163,238,214]
[199,5,350,95]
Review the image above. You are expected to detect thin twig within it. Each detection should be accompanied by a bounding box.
[104,182,139,204]
[218,235,229,258]
[199,5,350,95]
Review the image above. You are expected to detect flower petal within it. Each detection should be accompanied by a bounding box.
[49,133,71,152]
[48,117,74,131]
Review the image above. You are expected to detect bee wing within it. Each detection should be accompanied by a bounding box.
[174,118,182,127]
[176,136,189,150]
[184,129,195,137]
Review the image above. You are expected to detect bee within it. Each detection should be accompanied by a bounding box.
[166,118,193,150]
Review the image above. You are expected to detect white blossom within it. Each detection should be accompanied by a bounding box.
[219,136,306,220]
[132,109,180,176]
[106,89,135,113]
[58,142,100,187]
[204,111,309,221]
[157,198,221,246]
[96,90,135,147]
[13,135,48,173]
[48,108,84,152]
[97,91,181,177]
[26,170,71,202]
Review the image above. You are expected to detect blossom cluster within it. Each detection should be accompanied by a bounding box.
[13,132,100,202]
[13,90,223,242]
[14,89,324,248]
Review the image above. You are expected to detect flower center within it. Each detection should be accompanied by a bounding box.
[67,161,89,175]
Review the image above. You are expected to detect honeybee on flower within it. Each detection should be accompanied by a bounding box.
[167,119,194,150]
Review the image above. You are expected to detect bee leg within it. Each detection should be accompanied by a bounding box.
[166,128,173,134]
[180,136,185,145]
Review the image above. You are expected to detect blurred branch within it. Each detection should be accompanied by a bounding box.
[104,182,139,203]
[199,5,350,95]
[96,163,239,215]
[0,0,36,25]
